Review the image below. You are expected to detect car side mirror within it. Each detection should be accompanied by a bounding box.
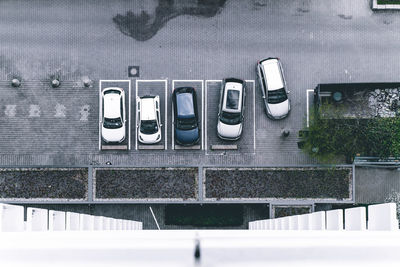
[160,124,163,127]
[287,91,290,94]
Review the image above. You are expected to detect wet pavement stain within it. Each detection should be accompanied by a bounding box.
[113,0,227,41]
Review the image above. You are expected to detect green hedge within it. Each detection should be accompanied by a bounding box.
[165,205,243,227]
[300,108,400,162]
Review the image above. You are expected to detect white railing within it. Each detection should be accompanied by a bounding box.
[0,203,143,232]
[249,203,399,231]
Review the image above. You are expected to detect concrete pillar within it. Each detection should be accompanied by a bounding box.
[309,211,326,230]
[49,210,66,231]
[345,207,366,231]
[0,203,24,232]
[368,203,399,231]
[326,209,344,230]
[66,212,80,231]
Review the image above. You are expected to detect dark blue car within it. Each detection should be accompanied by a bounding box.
[172,87,200,146]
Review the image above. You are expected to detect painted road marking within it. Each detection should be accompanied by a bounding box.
[306,89,314,127]
[245,80,256,154]
[136,80,168,150]
[54,103,66,118]
[80,105,90,121]
[5,105,16,117]
[205,80,222,155]
[172,80,204,150]
[28,105,41,117]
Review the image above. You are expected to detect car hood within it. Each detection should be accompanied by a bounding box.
[268,99,290,118]
[175,127,199,145]
[217,121,242,139]
[102,125,125,143]
[139,130,161,144]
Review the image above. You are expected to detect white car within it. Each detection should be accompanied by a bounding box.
[217,78,246,140]
[257,57,291,119]
[101,87,126,143]
[136,95,162,144]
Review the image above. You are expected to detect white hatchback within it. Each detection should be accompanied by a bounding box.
[136,95,162,144]
[101,87,126,143]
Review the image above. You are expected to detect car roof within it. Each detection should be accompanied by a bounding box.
[176,92,195,118]
[261,59,284,91]
[103,92,121,119]
[222,82,243,113]
[140,98,156,121]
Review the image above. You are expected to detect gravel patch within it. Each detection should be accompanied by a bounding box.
[94,168,197,200]
[205,167,352,200]
[0,168,87,199]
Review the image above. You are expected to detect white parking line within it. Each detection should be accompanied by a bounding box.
[164,81,168,150]
[136,80,168,150]
[135,80,138,150]
[98,81,102,151]
[205,80,222,155]
[128,80,131,150]
[306,89,314,127]
[246,80,256,153]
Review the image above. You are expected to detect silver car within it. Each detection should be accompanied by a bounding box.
[217,78,246,140]
[257,58,290,119]
[136,95,162,144]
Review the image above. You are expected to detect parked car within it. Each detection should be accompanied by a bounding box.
[101,87,126,143]
[172,87,200,146]
[256,57,291,119]
[217,78,246,140]
[136,95,162,144]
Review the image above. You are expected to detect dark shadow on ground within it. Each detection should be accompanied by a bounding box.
[113,0,227,41]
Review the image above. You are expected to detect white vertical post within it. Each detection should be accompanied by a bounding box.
[309,211,326,230]
[289,216,298,230]
[326,209,344,230]
[94,216,104,231]
[298,214,309,230]
[368,203,399,231]
[345,207,367,231]
[0,203,24,232]
[110,218,117,230]
[66,212,80,231]
[80,214,94,231]
[48,210,66,231]
[26,208,48,232]
[102,217,111,230]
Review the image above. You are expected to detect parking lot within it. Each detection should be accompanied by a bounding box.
[0,0,397,166]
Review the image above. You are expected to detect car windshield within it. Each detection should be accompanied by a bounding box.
[103,117,122,129]
[177,117,197,130]
[220,111,241,125]
[226,90,240,110]
[140,120,158,135]
[268,88,288,104]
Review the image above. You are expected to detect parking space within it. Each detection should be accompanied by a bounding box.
[99,80,132,151]
[171,80,204,150]
[205,80,255,155]
[135,80,167,150]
